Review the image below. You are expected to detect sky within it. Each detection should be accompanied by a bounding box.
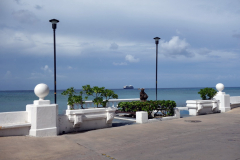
[0,0,240,90]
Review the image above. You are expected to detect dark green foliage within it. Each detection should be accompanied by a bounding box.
[117,100,176,117]
[198,87,217,100]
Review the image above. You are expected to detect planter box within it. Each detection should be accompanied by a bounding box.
[186,100,219,116]
[58,107,116,134]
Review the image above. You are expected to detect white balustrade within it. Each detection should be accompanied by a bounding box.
[230,96,240,109]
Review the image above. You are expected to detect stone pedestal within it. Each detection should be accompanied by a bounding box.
[136,111,148,123]
[213,83,231,113]
[26,101,58,137]
[26,83,58,137]
[214,92,230,112]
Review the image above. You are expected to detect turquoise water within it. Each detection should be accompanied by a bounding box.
[0,87,240,115]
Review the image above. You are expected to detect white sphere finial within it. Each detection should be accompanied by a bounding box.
[34,83,49,100]
[216,83,224,92]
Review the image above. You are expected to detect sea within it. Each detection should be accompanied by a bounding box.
[1,87,240,116]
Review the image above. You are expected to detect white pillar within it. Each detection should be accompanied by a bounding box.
[26,83,58,137]
[136,111,148,123]
[213,83,231,112]
[174,108,180,118]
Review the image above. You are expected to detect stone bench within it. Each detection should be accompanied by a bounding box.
[0,111,31,136]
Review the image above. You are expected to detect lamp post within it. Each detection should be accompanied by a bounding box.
[49,19,59,104]
[154,37,160,101]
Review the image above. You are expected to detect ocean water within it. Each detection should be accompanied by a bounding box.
[0,87,240,115]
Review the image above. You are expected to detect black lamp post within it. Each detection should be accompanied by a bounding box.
[154,37,160,101]
[49,19,59,104]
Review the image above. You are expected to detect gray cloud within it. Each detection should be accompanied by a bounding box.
[14,0,20,5]
[35,5,43,10]
[12,10,38,24]
[233,33,240,38]
[109,43,119,50]
[197,48,211,55]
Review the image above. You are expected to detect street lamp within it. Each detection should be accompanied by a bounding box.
[154,37,160,101]
[49,19,59,104]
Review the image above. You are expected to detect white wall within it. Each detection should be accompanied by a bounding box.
[230,96,240,109]
[0,111,28,124]
[0,111,30,136]
[58,115,111,134]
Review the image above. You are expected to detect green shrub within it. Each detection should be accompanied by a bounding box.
[198,87,217,100]
[117,100,176,117]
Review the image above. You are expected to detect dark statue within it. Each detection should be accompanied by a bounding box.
[140,88,148,102]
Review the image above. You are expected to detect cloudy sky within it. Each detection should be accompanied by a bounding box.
[0,0,240,90]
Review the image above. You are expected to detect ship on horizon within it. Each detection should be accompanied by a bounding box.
[123,85,134,89]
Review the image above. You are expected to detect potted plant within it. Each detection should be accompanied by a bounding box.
[61,85,91,109]
[101,89,118,107]
[186,87,218,115]
[62,85,118,109]
[89,86,105,108]
[62,85,118,131]
[198,87,217,100]
[86,86,118,108]
[61,87,76,110]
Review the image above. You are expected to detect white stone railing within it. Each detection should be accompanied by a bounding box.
[69,98,140,109]
[186,100,219,115]
[0,111,31,136]
[230,96,240,108]
[63,98,140,131]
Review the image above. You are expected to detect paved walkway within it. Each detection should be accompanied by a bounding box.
[1,108,240,160]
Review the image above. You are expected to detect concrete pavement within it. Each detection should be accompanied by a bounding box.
[0,108,240,160]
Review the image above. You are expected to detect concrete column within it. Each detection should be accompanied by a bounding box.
[26,83,58,137]
[174,108,180,118]
[136,111,148,123]
[214,83,231,113]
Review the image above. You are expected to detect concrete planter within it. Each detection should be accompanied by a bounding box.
[58,107,117,134]
[186,100,219,115]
